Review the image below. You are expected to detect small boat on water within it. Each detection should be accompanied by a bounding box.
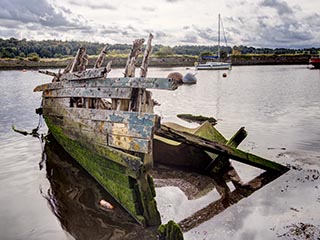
[309,56,320,69]
[195,14,232,70]
[196,60,231,70]
[33,33,288,235]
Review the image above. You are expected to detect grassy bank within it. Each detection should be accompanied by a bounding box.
[0,54,311,70]
[0,55,197,70]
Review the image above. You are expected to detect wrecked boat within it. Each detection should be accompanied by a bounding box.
[33,33,288,231]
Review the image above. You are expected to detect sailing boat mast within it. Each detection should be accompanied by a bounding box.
[218,13,221,60]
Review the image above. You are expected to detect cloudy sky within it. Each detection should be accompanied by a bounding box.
[0,0,319,48]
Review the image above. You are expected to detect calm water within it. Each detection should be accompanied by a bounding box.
[0,65,320,240]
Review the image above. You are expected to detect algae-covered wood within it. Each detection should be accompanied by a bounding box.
[156,125,289,173]
[45,118,161,226]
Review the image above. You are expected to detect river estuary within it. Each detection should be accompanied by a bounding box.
[0,65,319,239]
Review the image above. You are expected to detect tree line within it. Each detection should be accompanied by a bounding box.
[0,37,319,59]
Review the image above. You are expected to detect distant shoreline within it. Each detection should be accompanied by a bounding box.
[0,55,310,70]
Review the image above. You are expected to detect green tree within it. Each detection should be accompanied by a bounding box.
[27,52,40,61]
[155,46,174,57]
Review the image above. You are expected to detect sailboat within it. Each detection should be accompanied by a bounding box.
[196,14,232,70]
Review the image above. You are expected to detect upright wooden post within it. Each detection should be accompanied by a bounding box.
[94,45,108,68]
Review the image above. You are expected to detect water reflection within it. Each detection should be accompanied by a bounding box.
[152,162,284,232]
[42,135,156,240]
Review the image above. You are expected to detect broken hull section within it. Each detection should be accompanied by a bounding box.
[43,98,161,226]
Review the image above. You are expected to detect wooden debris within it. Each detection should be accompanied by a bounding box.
[177,114,217,125]
[94,45,108,68]
[99,199,114,209]
[140,33,153,78]
[124,38,145,77]
[156,125,289,173]
[158,220,184,240]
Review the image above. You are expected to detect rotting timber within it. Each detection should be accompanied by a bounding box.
[34,33,289,234]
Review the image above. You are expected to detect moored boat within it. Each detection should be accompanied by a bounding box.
[196,61,231,70]
[195,14,232,70]
[309,56,320,69]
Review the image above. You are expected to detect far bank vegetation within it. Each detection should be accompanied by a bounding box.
[1,38,319,62]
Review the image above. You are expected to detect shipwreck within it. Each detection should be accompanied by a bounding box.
[33,33,288,237]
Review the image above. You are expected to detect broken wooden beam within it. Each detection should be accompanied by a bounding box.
[156,125,289,173]
[205,127,247,172]
[177,114,217,125]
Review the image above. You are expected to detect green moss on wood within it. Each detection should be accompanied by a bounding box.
[45,118,161,226]
[158,220,184,240]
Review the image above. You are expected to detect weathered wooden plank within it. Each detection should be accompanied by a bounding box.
[42,106,158,135]
[43,96,69,106]
[60,112,154,140]
[34,77,177,92]
[140,33,153,78]
[44,115,144,177]
[106,122,154,139]
[124,38,145,77]
[34,82,63,92]
[96,77,177,90]
[108,134,151,153]
[206,127,247,172]
[94,45,108,68]
[66,108,157,126]
[43,87,132,99]
[156,125,289,173]
[62,67,107,81]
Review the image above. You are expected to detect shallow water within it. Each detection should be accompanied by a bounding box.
[0,65,319,239]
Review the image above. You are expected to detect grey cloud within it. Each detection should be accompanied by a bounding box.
[227,0,248,9]
[100,25,141,39]
[68,0,116,10]
[190,25,216,43]
[142,7,156,12]
[154,31,167,39]
[181,33,198,43]
[260,0,293,15]
[0,0,81,28]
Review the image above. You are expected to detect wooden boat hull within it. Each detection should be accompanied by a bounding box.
[43,100,161,226]
[33,36,288,233]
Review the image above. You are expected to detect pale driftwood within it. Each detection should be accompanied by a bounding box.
[140,33,153,78]
[38,70,59,78]
[70,48,81,72]
[106,60,112,73]
[114,38,144,111]
[138,33,154,113]
[94,45,108,68]
[63,60,73,74]
[70,47,88,72]
[124,38,145,77]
